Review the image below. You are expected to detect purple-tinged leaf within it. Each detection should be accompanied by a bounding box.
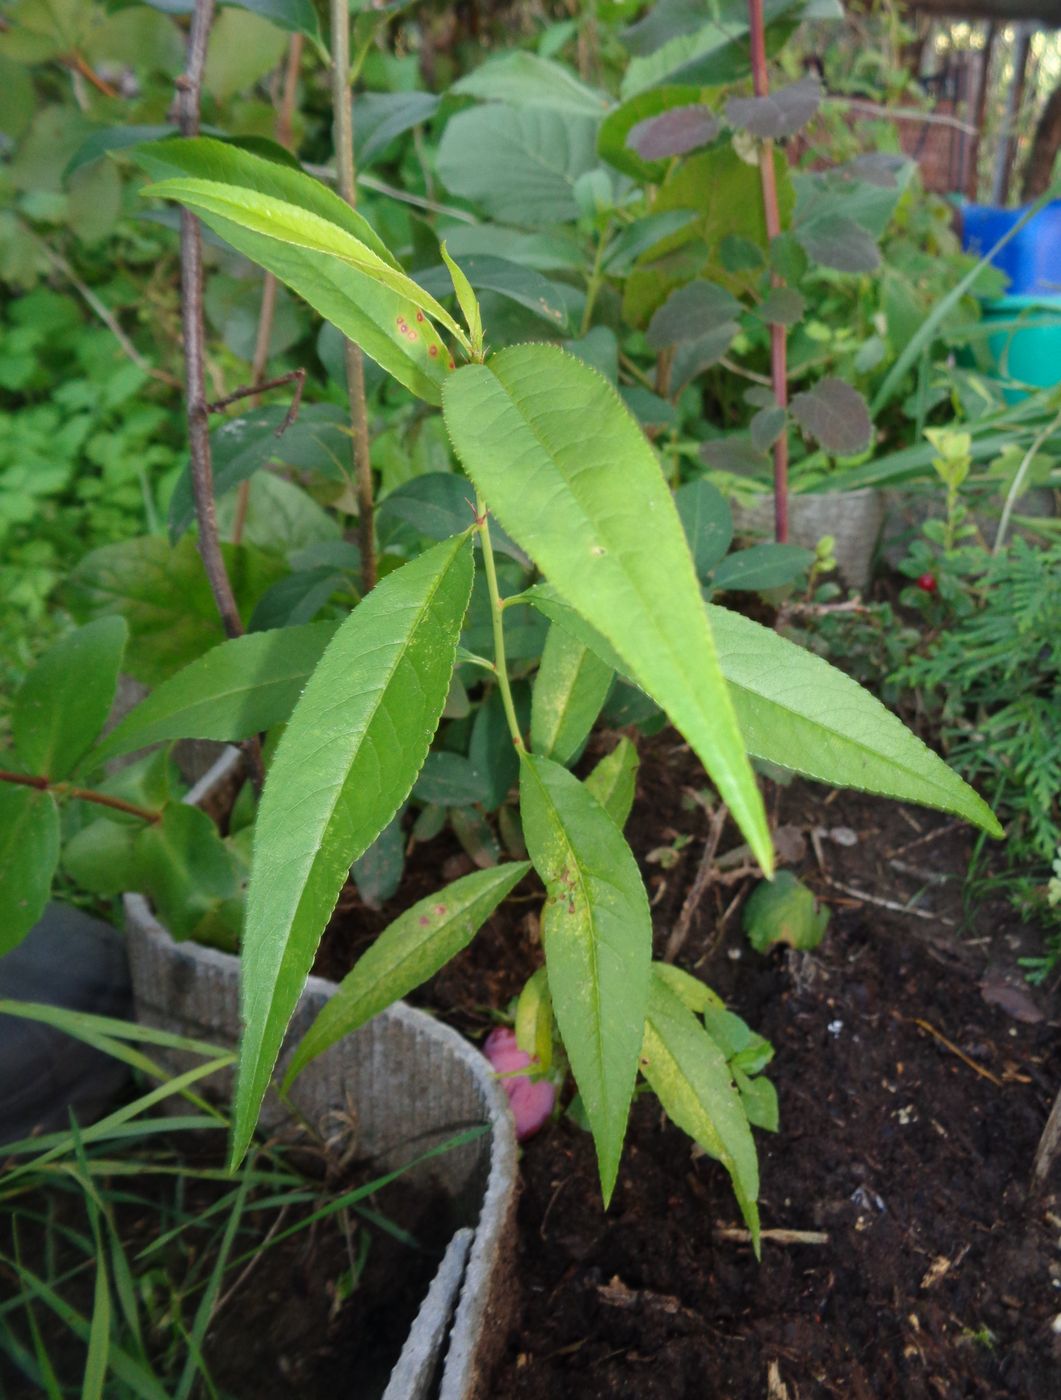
[626,105,720,160]
[672,324,740,388]
[790,378,873,456]
[700,437,770,475]
[840,153,908,188]
[753,286,805,327]
[796,216,880,273]
[725,77,821,140]
[647,279,743,348]
[750,406,787,453]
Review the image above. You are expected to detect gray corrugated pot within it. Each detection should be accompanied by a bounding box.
[731,486,885,589]
[124,751,519,1400]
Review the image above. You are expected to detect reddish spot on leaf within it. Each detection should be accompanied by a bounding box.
[429,344,439,358]
[416,310,425,322]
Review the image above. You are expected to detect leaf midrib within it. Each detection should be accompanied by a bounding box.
[248,542,466,1014]
[532,767,610,1124]
[485,357,747,801]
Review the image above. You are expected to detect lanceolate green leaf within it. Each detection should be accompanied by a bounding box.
[232,536,474,1167]
[89,622,337,768]
[519,753,652,1203]
[524,584,1000,835]
[132,138,455,404]
[0,785,60,955]
[706,606,1002,835]
[143,179,467,347]
[584,737,639,830]
[641,972,761,1249]
[12,619,127,780]
[444,345,772,874]
[531,623,613,766]
[284,862,530,1087]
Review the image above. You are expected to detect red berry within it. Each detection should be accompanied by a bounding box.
[916,573,937,593]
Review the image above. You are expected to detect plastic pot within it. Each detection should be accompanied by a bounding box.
[125,751,519,1400]
[730,487,884,589]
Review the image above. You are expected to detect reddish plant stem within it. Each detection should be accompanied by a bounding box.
[748,0,789,544]
[208,368,306,423]
[0,770,161,825]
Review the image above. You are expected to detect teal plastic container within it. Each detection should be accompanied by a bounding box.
[982,295,1061,399]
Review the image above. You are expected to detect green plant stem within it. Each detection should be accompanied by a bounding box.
[580,227,611,337]
[993,407,1061,555]
[330,0,376,592]
[0,771,160,825]
[475,498,524,750]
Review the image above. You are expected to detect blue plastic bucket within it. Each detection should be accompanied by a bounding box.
[962,201,1061,297]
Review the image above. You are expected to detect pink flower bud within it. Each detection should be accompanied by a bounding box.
[483,1027,555,1141]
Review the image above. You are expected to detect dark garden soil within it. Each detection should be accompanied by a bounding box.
[319,730,1061,1400]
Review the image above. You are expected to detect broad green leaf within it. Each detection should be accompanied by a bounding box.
[675,479,733,578]
[641,971,760,1247]
[168,403,350,539]
[526,584,1001,835]
[519,753,652,1202]
[351,815,405,910]
[436,104,600,226]
[620,0,801,98]
[514,966,554,1071]
[247,567,345,630]
[420,253,568,333]
[412,750,492,807]
[583,738,639,830]
[12,618,126,780]
[709,543,814,593]
[452,52,609,117]
[61,818,139,897]
[132,138,454,404]
[285,862,530,1086]
[646,279,742,349]
[743,871,828,952]
[143,177,467,348]
[531,624,613,766]
[469,687,521,812]
[733,1067,779,1132]
[203,8,287,102]
[0,785,60,953]
[232,535,474,1166]
[706,606,1003,835]
[66,534,283,686]
[88,622,338,768]
[355,91,441,166]
[133,804,243,948]
[602,210,699,276]
[225,0,324,45]
[443,345,772,874]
